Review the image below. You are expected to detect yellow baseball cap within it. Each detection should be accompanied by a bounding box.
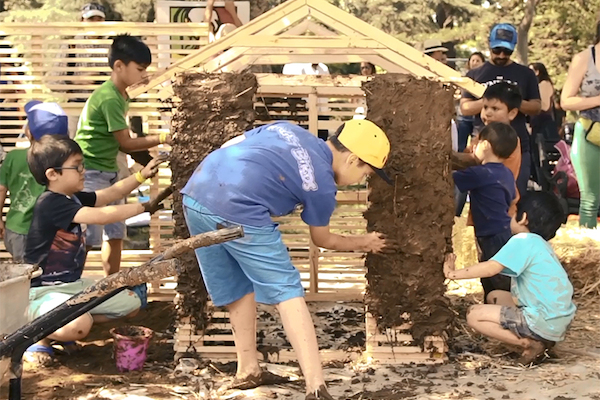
[337,119,392,184]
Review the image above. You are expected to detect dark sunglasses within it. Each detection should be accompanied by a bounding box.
[54,164,85,173]
[492,47,513,56]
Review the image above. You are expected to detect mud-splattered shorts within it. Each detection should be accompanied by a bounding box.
[182,195,304,307]
[28,278,141,321]
[499,306,547,342]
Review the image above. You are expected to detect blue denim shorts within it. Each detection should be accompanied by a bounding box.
[500,306,547,342]
[83,169,125,246]
[182,196,304,307]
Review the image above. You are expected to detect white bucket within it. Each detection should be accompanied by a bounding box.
[0,264,39,385]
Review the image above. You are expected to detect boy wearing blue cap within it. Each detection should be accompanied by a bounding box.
[0,101,69,262]
[182,120,395,400]
[460,23,541,196]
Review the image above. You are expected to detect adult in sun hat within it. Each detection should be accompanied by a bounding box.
[181,120,396,400]
[423,38,449,64]
[460,22,541,197]
[0,101,69,262]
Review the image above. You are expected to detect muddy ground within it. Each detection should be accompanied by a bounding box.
[363,75,456,339]
[7,287,600,400]
[170,72,257,331]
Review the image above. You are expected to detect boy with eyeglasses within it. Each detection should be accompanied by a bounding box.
[460,23,541,196]
[22,135,166,365]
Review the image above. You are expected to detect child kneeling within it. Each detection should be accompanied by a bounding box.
[24,135,165,364]
[444,192,576,364]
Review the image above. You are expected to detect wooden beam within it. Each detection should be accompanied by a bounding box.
[282,20,338,37]
[255,73,365,87]
[244,47,381,56]
[305,6,366,37]
[232,36,384,49]
[305,0,485,97]
[201,47,251,73]
[128,0,309,98]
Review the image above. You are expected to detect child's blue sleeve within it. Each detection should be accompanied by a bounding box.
[491,234,532,277]
[453,167,483,192]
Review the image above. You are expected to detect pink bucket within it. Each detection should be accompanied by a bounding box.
[110,326,153,372]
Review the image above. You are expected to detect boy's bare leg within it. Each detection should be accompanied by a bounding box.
[102,238,122,276]
[277,296,325,393]
[467,304,536,347]
[47,312,94,342]
[228,292,261,378]
[486,290,515,306]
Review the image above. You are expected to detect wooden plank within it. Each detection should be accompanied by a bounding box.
[0,22,209,36]
[232,36,384,49]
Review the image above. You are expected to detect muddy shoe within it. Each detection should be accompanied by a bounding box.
[23,344,55,367]
[305,385,334,400]
[220,369,291,391]
[518,339,546,365]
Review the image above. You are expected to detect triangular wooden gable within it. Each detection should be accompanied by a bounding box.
[128,0,484,98]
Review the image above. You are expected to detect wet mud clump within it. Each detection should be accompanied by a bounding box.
[363,75,455,341]
[170,73,257,331]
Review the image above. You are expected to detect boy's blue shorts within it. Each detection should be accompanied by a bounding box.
[182,196,304,307]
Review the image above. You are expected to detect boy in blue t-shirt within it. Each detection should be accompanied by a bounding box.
[444,192,575,364]
[182,120,394,400]
[453,122,518,301]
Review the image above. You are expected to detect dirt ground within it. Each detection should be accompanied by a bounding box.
[7,251,600,400]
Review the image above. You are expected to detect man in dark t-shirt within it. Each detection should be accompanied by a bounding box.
[460,23,541,196]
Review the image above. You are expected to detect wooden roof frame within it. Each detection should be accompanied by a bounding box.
[128,0,484,98]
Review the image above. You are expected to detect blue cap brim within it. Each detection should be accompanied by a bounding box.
[24,100,42,115]
[490,41,515,51]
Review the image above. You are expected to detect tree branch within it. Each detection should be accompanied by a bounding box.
[516,0,540,65]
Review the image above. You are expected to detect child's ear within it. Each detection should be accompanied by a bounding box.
[508,108,519,121]
[45,168,58,182]
[518,212,529,226]
[346,153,360,165]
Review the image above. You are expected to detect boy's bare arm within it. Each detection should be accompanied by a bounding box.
[94,155,167,206]
[309,225,397,253]
[113,128,171,153]
[73,203,144,225]
[443,254,504,280]
[0,185,7,238]
[460,97,483,116]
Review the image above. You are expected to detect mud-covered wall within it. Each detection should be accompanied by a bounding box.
[363,75,455,341]
[170,72,258,330]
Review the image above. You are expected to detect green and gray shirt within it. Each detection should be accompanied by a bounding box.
[0,149,46,235]
[75,79,129,172]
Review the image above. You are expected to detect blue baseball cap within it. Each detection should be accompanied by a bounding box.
[24,100,69,140]
[489,23,517,51]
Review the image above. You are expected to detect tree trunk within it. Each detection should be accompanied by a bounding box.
[516,0,539,65]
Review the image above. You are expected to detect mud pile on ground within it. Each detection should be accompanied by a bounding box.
[170,72,257,330]
[363,75,455,341]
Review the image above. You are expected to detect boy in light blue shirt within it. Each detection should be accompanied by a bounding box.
[444,191,576,364]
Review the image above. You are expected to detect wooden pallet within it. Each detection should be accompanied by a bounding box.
[174,306,447,365]
[365,312,447,364]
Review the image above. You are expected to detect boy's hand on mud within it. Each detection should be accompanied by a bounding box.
[141,154,168,179]
[142,200,165,215]
[364,232,399,254]
[443,253,457,279]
